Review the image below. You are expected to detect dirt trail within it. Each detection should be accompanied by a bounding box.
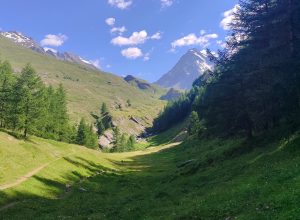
[0,143,180,191]
[0,153,74,190]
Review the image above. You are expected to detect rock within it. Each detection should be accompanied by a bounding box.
[99,130,114,149]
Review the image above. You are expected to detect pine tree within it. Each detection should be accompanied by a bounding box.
[0,61,14,128]
[127,135,136,150]
[101,102,108,116]
[54,84,70,141]
[12,64,45,137]
[96,119,105,137]
[188,111,200,136]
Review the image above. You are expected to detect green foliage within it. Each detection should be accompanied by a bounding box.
[92,102,113,137]
[0,61,14,128]
[111,127,136,152]
[153,0,300,139]
[188,111,201,137]
[76,118,98,149]
[101,102,108,116]
[152,94,192,133]
[126,99,131,107]
[201,0,300,138]
[11,64,45,137]
[0,61,75,141]
[95,119,105,136]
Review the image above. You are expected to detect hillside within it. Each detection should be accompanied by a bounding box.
[0,36,165,134]
[1,129,299,219]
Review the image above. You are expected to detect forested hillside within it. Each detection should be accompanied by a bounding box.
[0,36,165,134]
[153,0,300,138]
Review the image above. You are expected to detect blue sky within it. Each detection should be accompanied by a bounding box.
[0,0,238,82]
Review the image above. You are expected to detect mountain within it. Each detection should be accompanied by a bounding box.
[160,88,182,101]
[123,75,165,96]
[0,31,98,70]
[124,75,153,90]
[0,34,165,135]
[155,48,212,90]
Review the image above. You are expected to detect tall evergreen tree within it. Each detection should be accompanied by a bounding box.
[0,61,14,128]
[12,64,45,137]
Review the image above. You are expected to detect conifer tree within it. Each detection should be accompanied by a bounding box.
[13,64,45,137]
[0,61,14,128]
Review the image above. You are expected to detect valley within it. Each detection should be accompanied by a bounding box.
[0,0,300,219]
[1,128,299,219]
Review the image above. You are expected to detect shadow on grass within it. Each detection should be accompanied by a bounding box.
[1,131,299,219]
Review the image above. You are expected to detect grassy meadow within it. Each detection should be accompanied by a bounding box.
[0,127,299,219]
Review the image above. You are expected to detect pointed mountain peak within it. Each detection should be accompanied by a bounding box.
[155,48,213,90]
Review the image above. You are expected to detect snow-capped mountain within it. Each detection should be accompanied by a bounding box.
[155,48,213,90]
[0,31,98,70]
[0,31,46,54]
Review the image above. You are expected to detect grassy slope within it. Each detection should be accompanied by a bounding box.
[1,129,300,219]
[0,36,165,134]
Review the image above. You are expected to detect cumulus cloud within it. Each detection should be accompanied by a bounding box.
[40,34,68,47]
[111,30,161,46]
[108,0,132,10]
[150,32,162,40]
[161,0,174,8]
[220,4,240,31]
[171,32,218,49]
[111,26,127,34]
[105,17,116,26]
[121,47,143,59]
[112,30,148,46]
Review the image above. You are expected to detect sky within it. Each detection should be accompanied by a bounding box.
[0,0,238,82]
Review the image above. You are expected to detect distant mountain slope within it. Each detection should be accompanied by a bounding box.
[155,48,212,90]
[123,75,166,95]
[0,36,165,135]
[160,88,182,101]
[0,31,98,70]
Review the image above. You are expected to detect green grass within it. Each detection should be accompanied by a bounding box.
[1,129,300,219]
[0,36,166,134]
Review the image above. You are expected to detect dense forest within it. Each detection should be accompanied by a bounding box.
[153,0,300,138]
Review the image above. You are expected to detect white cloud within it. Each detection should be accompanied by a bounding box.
[105,17,116,26]
[161,0,174,8]
[108,0,132,10]
[111,30,148,46]
[90,59,101,69]
[111,26,127,34]
[111,30,161,46]
[143,53,150,61]
[40,34,68,47]
[121,47,143,59]
[44,47,57,53]
[220,4,240,31]
[150,32,162,40]
[171,32,218,49]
